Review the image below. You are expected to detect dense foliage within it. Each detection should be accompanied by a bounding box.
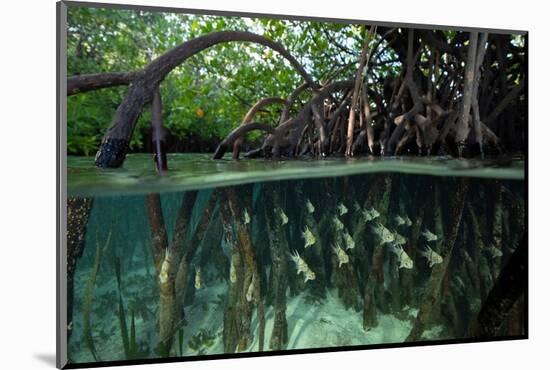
[67,6,525,158]
[67,7,371,155]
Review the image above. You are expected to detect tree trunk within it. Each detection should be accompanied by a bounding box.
[144,193,176,352]
[66,197,94,339]
[345,26,375,156]
[151,87,167,172]
[362,174,393,329]
[174,192,215,312]
[406,178,468,341]
[220,201,246,353]
[456,32,479,156]
[471,33,488,155]
[94,31,317,168]
[263,184,290,350]
[468,234,527,337]
[144,193,169,273]
[225,187,266,351]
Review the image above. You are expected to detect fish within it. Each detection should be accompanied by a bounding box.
[343,230,355,250]
[243,209,251,225]
[455,276,466,290]
[460,249,473,263]
[67,321,73,331]
[246,275,255,302]
[388,244,414,269]
[487,244,503,259]
[394,215,406,226]
[337,202,348,216]
[278,208,288,225]
[419,245,443,267]
[404,215,413,227]
[362,207,380,222]
[289,250,316,282]
[469,298,482,314]
[453,276,466,294]
[371,222,395,244]
[306,199,315,214]
[332,242,350,267]
[393,231,406,246]
[422,228,438,242]
[333,216,344,231]
[302,226,316,248]
[194,266,204,289]
[159,248,172,284]
[229,255,237,284]
[353,201,361,212]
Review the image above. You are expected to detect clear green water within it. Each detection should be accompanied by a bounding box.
[67,154,526,364]
[67,153,524,197]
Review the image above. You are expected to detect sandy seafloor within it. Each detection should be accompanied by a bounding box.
[69,257,444,363]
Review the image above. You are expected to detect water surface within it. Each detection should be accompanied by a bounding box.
[68,153,525,197]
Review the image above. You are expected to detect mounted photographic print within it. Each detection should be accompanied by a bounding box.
[57,1,527,368]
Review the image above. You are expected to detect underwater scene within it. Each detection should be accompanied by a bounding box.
[66,154,526,365]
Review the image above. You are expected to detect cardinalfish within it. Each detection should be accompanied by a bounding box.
[419,245,443,267]
[333,216,344,231]
[302,226,316,248]
[363,207,380,222]
[245,275,256,302]
[306,199,315,214]
[159,248,172,284]
[487,244,503,259]
[388,244,414,269]
[289,250,316,282]
[278,208,288,225]
[461,249,473,263]
[337,202,348,216]
[395,214,413,227]
[243,209,251,225]
[194,266,204,289]
[229,255,237,284]
[394,215,406,226]
[393,231,406,246]
[453,276,466,293]
[422,228,438,242]
[343,230,355,250]
[332,242,350,267]
[371,222,395,244]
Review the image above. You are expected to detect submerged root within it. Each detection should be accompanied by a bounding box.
[82,231,112,362]
[362,175,393,329]
[406,179,469,342]
[264,184,290,350]
[67,197,94,340]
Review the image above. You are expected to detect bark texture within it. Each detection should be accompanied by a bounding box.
[94,31,317,168]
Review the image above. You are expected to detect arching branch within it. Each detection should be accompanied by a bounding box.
[232,97,288,159]
[94,31,317,168]
[67,71,138,95]
[279,82,309,124]
[262,80,354,154]
[213,123,280,159]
